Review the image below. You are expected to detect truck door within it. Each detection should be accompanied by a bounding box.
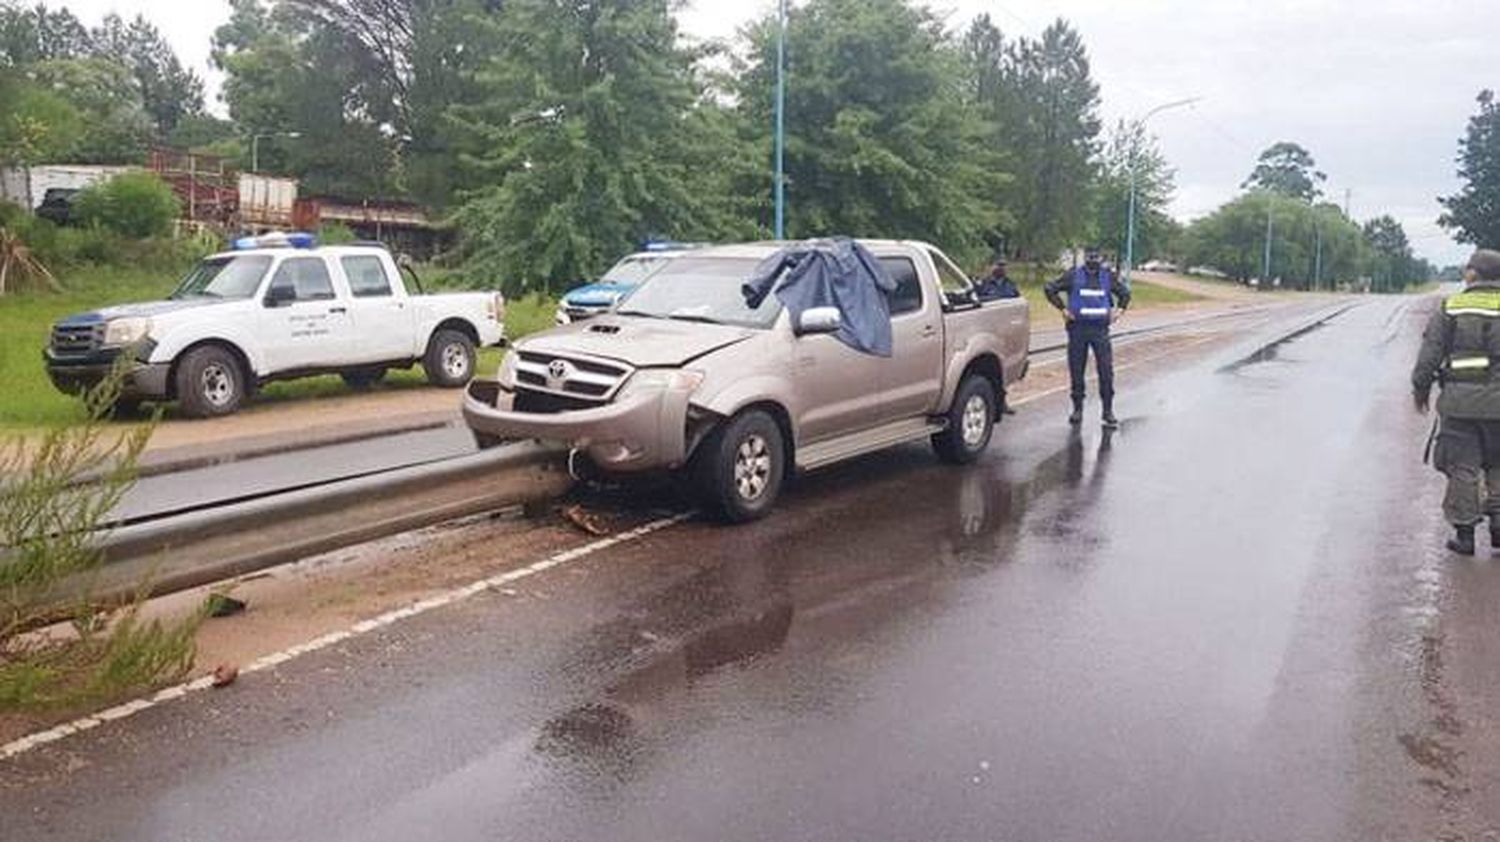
[878,255,945,419]
[339,254,414,364]
[258,256,355,373]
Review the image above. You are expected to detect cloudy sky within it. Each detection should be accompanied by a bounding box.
[58,0,1499,264]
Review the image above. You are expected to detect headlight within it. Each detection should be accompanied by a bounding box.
[103,317,152,347]
[496,350,519,388]
[617,368,704,401]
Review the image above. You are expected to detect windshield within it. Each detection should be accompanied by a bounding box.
[616,256,780,328]
[601,255,670,285]
[171,255,273,300]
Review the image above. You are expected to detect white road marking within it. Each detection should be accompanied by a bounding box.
[0,513,693,762]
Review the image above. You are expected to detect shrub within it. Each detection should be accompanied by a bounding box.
[73,172,180,239]
[318,222,358,245]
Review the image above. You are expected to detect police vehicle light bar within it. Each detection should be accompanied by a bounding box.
[232,231,317,251]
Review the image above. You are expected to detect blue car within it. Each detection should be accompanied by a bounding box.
[554,247,696,324]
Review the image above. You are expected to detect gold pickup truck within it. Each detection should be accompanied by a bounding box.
[463,240,1030,522]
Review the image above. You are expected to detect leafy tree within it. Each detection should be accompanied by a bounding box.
[1242,141,1326,202]
[994,19,1101,262]
[1363,214,1421,292]
[452,0,754,292]
[1183,191,1367,289]
[1093,118,1175,264]
[74,172,181,238]
[25,57,154,163]
[92,13,205,134]
[0,2,92,66]
[0,69,81,164]
[731,0,1004,263]
[1439,89,1500,248]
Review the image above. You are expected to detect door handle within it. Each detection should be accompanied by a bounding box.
[920,325,938,338]
[329,306,348,314]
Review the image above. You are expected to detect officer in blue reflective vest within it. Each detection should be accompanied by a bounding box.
[1044,247,1131,428]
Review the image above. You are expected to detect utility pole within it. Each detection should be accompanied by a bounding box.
[1343,188,1351,218]
[1263,202,1274,288]
[773,0,787,241]
[1313,223,1323,290]
[1124,97,1200,285]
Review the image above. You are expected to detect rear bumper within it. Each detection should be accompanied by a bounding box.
[461,380,692,473]
[45,349,172,399]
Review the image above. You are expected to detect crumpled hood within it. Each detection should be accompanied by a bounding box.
[56,298,226,326]
[563,281,636,307]
[520,316,756,367]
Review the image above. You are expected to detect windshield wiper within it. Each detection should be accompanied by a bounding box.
[615,309,665,320]
[666,314,723,325]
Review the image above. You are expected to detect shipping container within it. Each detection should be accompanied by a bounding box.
[237,173,298,227]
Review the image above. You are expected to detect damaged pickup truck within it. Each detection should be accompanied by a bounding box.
[463,239,1029,522]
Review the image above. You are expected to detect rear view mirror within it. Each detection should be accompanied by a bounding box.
[796,306,842,336]
[264,283,296,307]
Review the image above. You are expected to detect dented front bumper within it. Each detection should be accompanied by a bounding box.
[462,379,697,473]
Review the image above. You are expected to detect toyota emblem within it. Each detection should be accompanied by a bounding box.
[547,359,571,382]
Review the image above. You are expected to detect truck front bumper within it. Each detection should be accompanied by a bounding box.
[44,349,172,400]
[462,379,694,473]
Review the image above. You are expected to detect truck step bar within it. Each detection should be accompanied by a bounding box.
[796,417,946,472]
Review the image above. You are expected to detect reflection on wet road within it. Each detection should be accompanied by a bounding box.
[3,297,1475,841]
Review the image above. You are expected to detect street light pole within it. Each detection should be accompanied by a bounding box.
[773,0,788,240]
[1263,201,1274,287]
[1124,97,1200,285]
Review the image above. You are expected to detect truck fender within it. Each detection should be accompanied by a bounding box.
[938,334,1006,411]
[692,375,802,454]
[150,324,268,378]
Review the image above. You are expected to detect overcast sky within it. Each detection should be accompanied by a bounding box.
[58,0,1499,264]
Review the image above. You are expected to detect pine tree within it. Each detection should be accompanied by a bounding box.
[1439,89,1500,247]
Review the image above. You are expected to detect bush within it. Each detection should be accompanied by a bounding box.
[73,172,180,239]
[318,222,358,245]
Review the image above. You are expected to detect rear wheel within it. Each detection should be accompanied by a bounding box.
[692,409,786,523]
[175,345,246,418]
[341,367,386,390]
[932,374,997,464]
[423,329,475,387]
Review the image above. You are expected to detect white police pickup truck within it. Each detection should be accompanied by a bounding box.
[45,233,505,417]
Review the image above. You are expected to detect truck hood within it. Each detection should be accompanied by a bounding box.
[520,316,757,367]
[56,298,228,326]
[563,281,636,307]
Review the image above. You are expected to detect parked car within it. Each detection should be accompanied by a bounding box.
[464,239,1030,522]
[45,233,505,417]
[34,188,79,226]
[554,245,700,324]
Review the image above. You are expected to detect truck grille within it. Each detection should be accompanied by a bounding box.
[514,351,630,407]
[50,323,105,357]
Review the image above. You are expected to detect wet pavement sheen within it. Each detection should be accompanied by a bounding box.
[2,296,1477,841]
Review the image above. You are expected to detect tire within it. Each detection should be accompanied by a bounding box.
[107,397,145,420]
[175,345,246,418]
[692,409,786,523]
[341,367,386,390]
[932,374,997,464]
[423,329,476,388]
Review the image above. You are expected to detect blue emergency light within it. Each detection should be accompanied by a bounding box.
[232,231,318,251]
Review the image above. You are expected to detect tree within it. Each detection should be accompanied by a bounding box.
[1242,141,1326,202]
[1183,191,1367,289]
[994,19,1101,262]
[731,0,1003,263]
[452,0,753,292]
[1439,89,1500,248]
[25,57,154,163]
[1363,214,1421,292]
[92,13,205,134]
[1093,118,1175,263]
[0,2,92,66]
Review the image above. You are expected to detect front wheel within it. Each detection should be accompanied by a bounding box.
[423,329,476,388]
[175,345,246,418]
[692,409,786,523]
[932,374,997,464]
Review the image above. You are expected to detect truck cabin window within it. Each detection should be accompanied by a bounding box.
[172,255,273,301]
[271,258,336,302]
[881,257,923,316]
[343,256,394,298]
[616,257,781,328]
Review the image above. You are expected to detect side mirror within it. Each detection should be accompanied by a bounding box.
[264,283,296,307]
[796,306,842,336]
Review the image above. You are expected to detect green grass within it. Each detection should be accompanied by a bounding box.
[0,266,178,429]
[0,271,559,429]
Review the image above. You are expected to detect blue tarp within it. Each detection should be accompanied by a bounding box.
[741,238,897,357]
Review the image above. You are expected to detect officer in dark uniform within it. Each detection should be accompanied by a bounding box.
[1413,248,1500,555]
[974,257,1020,301]
[1044,247,1131,428]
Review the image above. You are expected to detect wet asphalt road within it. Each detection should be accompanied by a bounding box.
[5,295,1486,841]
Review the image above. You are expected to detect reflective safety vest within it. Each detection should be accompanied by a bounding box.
[1443,288,1500,381]
[1069,267,1114,324]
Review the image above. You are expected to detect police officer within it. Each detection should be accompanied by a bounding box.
[974,257,1020,301]
[1413,248,1500,555]
[1045,247,1131,428]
